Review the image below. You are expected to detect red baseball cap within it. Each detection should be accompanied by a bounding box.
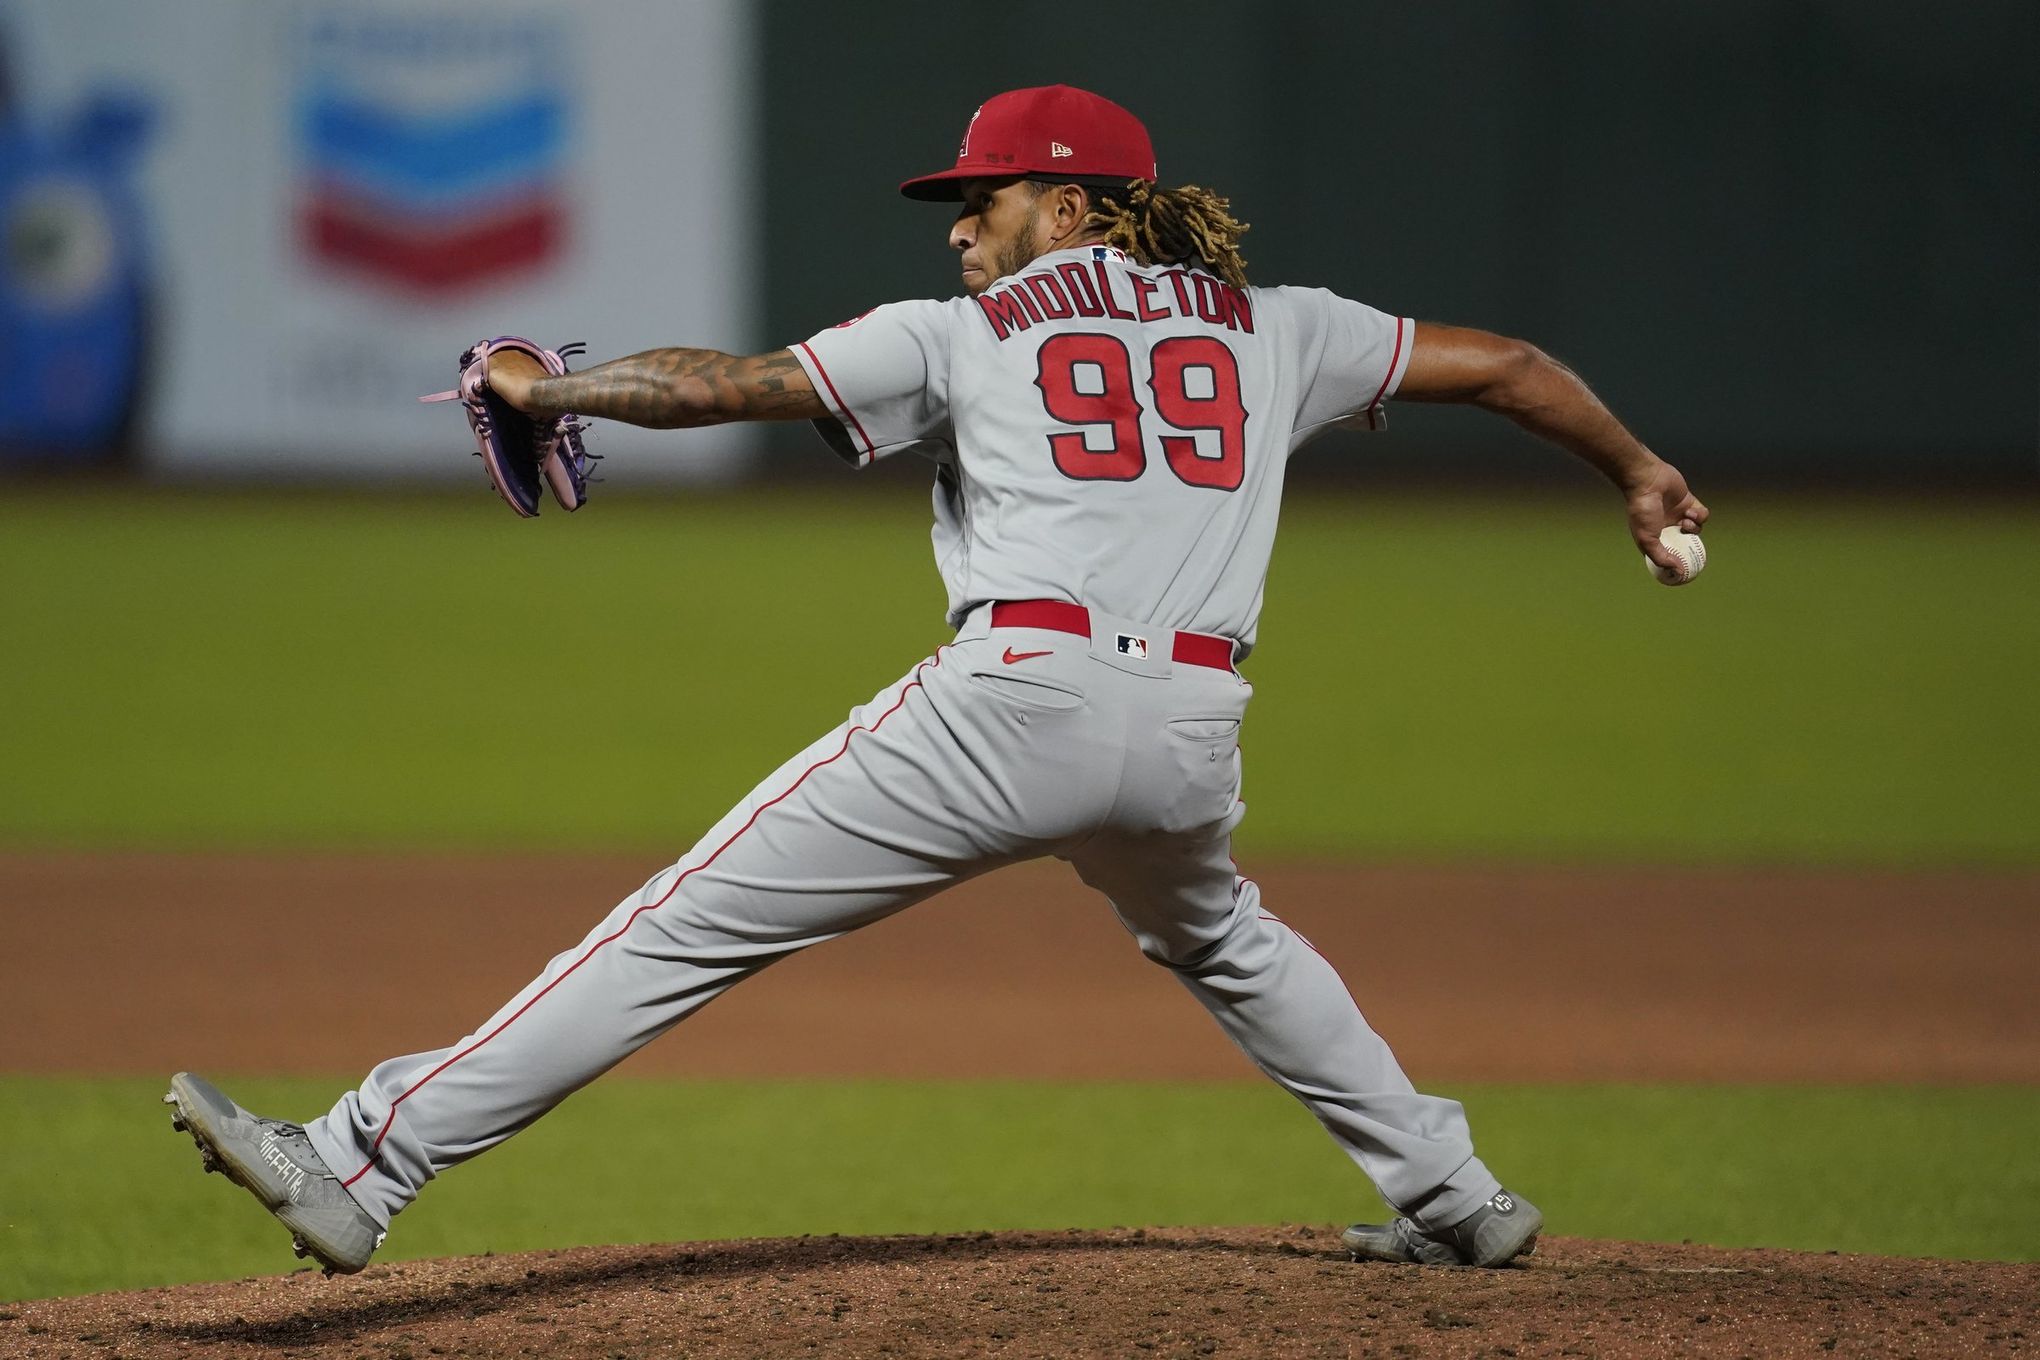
[899,85,1157,201]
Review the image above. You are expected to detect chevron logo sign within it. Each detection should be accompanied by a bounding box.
[296,11,569,294]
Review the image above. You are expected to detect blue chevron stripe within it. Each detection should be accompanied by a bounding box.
[299,90,565,199]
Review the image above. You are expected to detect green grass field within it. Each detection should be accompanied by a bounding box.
[1,1077,2033,1301]
[2,487,2034,864]
[1,488,2032,1302]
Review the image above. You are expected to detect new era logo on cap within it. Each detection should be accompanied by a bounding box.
[1051,141,1073,158]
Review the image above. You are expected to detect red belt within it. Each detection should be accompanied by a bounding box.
[989,600,1237,672]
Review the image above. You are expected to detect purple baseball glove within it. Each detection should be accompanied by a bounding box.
[421,336,596,517]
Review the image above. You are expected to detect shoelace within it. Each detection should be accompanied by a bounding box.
[556,417,600,478]
[1394,1218,1463,1262]
[549,343,602,484]
[255,1118,342,1183]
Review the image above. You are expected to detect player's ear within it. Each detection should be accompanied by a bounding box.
[1051,183,1091,237]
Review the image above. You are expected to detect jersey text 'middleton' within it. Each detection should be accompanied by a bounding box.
[976,259,1255,342]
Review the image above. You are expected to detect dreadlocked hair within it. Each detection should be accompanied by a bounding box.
[1083,180,1251,289]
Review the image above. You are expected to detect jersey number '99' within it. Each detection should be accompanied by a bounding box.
[1034,333,1247,490]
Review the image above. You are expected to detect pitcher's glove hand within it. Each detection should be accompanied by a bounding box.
[421,336,596,517]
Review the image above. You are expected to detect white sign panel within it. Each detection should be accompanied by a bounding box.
[8,0,758,482]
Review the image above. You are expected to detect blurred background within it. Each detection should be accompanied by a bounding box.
[0,0,2035,1303]
[2,0,2031,486]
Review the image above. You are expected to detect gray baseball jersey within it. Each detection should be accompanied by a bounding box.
[305,249,1502,1244]
[792,244,1412,655]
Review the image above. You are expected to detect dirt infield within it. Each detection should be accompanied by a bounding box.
[2,852,2035,1081]
[5,1228,2035,1359]
[5,853,2037,1353]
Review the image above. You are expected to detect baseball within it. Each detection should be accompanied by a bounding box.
[1646,526,1707,586]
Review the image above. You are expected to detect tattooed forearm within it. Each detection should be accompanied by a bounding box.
[524,348,823,429]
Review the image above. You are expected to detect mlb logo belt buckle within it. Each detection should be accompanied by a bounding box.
[986,600,1236,673]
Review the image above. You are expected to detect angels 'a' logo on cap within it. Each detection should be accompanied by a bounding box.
[959,105,984,158]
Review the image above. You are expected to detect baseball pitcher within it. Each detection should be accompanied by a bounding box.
[168,85,1708,1276]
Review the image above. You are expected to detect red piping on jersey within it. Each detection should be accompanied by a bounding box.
[1258,912,1328,963]
[1364,317,1407,428]
[1230,838,1312,960]
[795,341,878,462]
[1230,854,1261,916]
[340,650,948,1189]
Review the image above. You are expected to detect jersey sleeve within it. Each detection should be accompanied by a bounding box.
[791,299,955,467]
[1271,286,1414,442]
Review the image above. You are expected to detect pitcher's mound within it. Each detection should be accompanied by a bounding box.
[6,1227,2034,1358]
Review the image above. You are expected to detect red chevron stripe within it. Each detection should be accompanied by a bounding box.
[301,195,563,293]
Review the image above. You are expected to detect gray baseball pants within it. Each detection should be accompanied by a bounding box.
[307,605,1501,1231]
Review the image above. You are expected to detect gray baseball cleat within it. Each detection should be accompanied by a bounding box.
[164,1071,385,1275]
[1342,1189,1542,1268]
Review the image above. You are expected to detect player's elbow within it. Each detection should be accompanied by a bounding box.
[1474,338,1565,419]
[1401,324,1550,408]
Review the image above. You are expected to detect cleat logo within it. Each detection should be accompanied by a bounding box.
[1491,1192,1515,1213]
[260,1132,309,1204]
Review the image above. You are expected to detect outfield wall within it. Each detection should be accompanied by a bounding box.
[6,1,2034,484]
[756,0,2038,484]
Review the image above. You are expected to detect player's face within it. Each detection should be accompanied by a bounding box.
[951,178,1047,295]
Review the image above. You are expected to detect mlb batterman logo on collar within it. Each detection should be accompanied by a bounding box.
[898,84,1157,200]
